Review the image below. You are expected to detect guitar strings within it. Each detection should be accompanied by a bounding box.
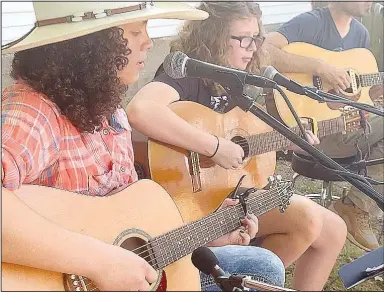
[143,192,288,268]
[75,188,290,290]
[132,187,288,263]
[77,191,288,289]
[228,116,347,152]
[128,187,290,267]
[129,186,284,257]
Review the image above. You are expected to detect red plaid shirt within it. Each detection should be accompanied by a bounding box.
[2,82,138,195]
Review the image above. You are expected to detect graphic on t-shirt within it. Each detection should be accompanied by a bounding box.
[210,95,229,112]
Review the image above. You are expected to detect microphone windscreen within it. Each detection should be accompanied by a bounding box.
[261,65,278,80]
[163,51,188,79]
[191,246,218,275]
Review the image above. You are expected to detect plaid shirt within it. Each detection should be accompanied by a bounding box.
[2,82,138,196]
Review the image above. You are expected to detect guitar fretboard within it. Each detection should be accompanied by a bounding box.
[247,116,345,156]
[149,183,291,269]
[359,72,384,87]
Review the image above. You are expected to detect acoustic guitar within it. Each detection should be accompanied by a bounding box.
[2,178,292,291]
[266,42,383,126]
[147,101,364,222]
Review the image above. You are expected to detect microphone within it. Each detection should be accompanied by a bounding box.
[191,246,227,279]
[163,51,277,89]
[262,66,306,95]
[192,247,296,291]
[191,247,241,291]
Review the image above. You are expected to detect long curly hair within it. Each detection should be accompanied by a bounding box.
[11,27,130,133]
[170,2,270,97]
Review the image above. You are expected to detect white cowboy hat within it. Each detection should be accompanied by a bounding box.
[2,1,209,54]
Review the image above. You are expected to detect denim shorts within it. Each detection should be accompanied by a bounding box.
[200,245,285,291]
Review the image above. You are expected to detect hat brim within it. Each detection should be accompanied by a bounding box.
[2,2,208,54]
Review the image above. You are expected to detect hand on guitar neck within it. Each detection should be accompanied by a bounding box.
[206,198,259,247]
[287,130,320,155]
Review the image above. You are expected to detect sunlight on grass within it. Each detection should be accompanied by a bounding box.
[276,158,384,291]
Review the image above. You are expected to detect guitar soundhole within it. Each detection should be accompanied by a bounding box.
[231,136,249,158]
[63,236,167,291]
[120,237,166,291]
[120,236,150,257]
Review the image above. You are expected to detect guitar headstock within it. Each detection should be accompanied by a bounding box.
[341,106,367,133]
[267,175,293,213]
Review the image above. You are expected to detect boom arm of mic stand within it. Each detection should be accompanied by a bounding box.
[232,92,384,210]
[228,274,297,291]
[303,87,384,117]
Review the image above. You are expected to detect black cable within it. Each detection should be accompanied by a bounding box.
[220,74,383,208]
[241,97,383,208]
[276,86,380,188]
[275,86,310,142]
[317,163,382,187]
[298,87,384,187]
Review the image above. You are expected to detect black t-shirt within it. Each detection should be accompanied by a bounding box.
[154,73,265,113]
[154,73,236,113]
[278,7,370,51]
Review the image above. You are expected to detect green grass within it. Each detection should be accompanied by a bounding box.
[275,158,384,291]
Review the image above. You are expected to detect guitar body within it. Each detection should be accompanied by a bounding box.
[2,180,200,291]
[267,42,377,126]
[148,101,276,223]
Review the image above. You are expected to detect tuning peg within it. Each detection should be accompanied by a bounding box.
[268,176,275,183]
[275,175,282,181]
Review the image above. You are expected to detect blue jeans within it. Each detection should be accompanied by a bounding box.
[200,245,285,291]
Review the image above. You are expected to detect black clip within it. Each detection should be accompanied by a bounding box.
[229,175,247,199]
[229,175,257,215]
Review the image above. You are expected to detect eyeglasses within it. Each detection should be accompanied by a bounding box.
[230,35,265,49]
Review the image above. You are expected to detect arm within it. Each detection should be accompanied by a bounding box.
[2,186,157,291]
[127,81,244,169]
[265,32,325,75]
[264,11,326,75]
[265,8,352,92]
[1,95,156,290]
[127,82,218,157]
[265,32,351,92]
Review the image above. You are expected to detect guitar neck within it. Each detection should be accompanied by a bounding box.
[359,72,384,87]
[150,183,291,270]
[248,116,346,156]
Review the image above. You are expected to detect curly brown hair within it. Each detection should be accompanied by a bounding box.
[170,2,270,96]
[11,27,130,133]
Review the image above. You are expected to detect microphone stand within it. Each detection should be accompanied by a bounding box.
[214,275,244,291]
[224,78,384,210]
[227,274,297,291]
[303,86,384,117]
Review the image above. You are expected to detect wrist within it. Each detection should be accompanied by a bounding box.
[313,59,326,76]
[207,135,219,158]
[71,235,110,280]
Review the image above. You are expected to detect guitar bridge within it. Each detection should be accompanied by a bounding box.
[313,76,323,90]
[188,151,202,193]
